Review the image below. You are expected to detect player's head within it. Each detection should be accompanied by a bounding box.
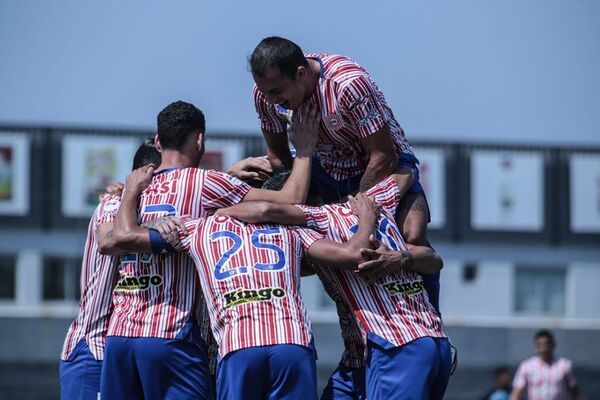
[261,170,323,206]
[534,329,556,359]
[156,101,206,165]
[132,137,161,170]
[250,36,311,110]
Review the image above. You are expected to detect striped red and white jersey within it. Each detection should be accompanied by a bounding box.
[298,177,446,349]
[254,53,414,181]
[179,214,323,358]
[513,356,577,400]
[107,168,251,340]
[61,195,121,361]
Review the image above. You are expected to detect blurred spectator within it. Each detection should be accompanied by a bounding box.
[481,366,512,400]
[509,329,580,400]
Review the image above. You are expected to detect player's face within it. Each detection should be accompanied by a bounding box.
[254,67,307,110]
[535,336,555,358]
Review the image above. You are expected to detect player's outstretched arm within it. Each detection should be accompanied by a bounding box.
[243,104,319,204]
[218,201,307,225]
[110,165,186,254]
[356,237,443,283]
[111,165,157,253]
[306,194,379,269]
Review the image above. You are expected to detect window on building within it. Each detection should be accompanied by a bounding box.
[515,266,566,316]
[42,257,81,302]
[0,255,16,299]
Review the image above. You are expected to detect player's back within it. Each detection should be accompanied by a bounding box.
[108,167,250,339]
[184,214,318,357]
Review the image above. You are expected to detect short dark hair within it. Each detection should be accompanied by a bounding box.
[250,36,309,79]
[157,101,205,150]
[132,137,161,170]
[534,329,555,343]
[493,366,510,377]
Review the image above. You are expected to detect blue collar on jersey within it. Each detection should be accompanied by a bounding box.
[307,57,324,78]
[153,167,179,176]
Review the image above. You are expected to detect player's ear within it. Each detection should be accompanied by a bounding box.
[296,65,307,81]
[154,134,162,153]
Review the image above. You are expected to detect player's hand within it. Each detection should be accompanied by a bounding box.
[125,164,156,195]
[349,193,380,222]
[98,181,124,201]
[149,216,188,248]
[289,103,319,157]
[356,234,407,284]
[225,156,273,182]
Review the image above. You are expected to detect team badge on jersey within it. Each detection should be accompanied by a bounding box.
[275,104,293,125]
[224,287,286,309]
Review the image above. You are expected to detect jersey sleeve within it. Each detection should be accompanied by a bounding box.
[96,195,121,227]
[364,176,402,216]
[294,205,330,236]
[253,85,288,134]
[201,170,251,213]
[338,74,389,139]
[177,219,199,254]
[293,227,325,253]
[512,361,528,389]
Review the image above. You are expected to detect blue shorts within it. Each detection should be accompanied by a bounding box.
[217,343,317,400]
[59,339,102,400]
[321,363,365,400]
[310,153,423,203]
[366,335,452,400]
[100,320,213,400]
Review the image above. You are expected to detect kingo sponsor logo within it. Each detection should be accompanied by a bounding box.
[115,274,163,291]
[223,287,286,309]
[381,280,424,296]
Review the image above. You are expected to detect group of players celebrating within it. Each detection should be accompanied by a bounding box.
[59,36,455,400]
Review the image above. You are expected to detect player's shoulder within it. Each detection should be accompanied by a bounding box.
[312,53,370,86]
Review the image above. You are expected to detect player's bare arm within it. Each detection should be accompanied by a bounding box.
[110,164,186,253]
[244,104,319,204]
[357,235,443,283]
[262,129,294,171]
[358,124,399,192]
[306,193,380,269]
[218,201,307,225]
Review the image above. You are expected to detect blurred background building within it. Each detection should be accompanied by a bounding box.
[1,1,599,399]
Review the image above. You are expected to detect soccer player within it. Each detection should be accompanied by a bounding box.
[113,164,381,400]
[510,329,580,400]
[250,36,429,246]
[59,139,161,400]
[221,176,452,400]
[97,100,319,400]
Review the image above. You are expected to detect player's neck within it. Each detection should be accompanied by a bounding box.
[157,150,196,171]
[306,58,321,92]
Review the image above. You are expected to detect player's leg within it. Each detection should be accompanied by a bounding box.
[100,336,143,400]
[216,346,269,400]
[59,339,103,400]
[365,336,439,400]
[429,338,453,400]
[135,321,213,400]
[266,343,318,400]
[321,363,366,400]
